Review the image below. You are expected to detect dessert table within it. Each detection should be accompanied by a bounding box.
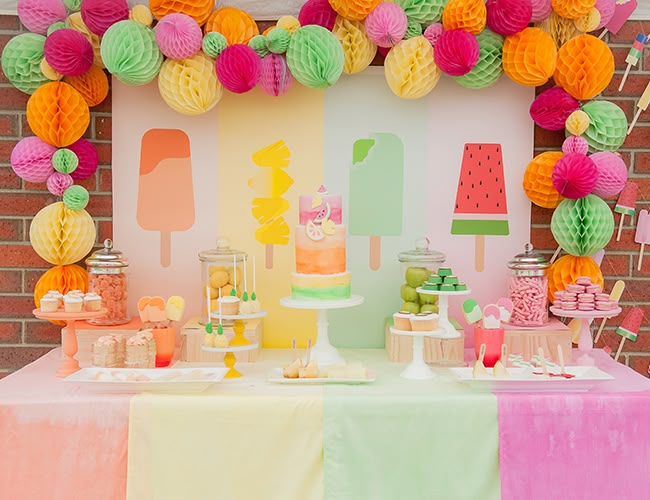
[1,348,649,500]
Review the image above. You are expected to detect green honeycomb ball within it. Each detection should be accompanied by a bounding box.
[248,35,270,57]
[202,32,227,58]
[579,100,628,153]
[286,25,344,89]
[551,195,614,256]
[1,33,48,95]
[404,18,423,39]
[52,148,79,174]
[47,22,67,35]
[62,185,89,210]
[267,27,291,54]
[394,0,448,24]
[454,29,503,90]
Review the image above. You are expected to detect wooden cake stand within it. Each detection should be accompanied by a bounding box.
[389,327,446,380]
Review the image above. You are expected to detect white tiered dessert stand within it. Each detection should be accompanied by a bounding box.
[389,326,446,380]
[280,295,364,366]
[415,287,471,339]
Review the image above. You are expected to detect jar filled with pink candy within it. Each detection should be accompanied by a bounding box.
[85,239,130,325]
[507,244,550,327]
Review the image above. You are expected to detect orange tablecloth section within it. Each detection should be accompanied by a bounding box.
[0,349,130,500]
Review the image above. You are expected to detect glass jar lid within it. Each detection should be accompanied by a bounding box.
[198,237,246,262]
[85,239,128,269]
[398,237,446,263]
[508,243,549,276]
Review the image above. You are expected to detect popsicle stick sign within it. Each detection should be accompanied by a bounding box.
[136,129,195,267]
[598,0,638,39]
[451,144,509,272]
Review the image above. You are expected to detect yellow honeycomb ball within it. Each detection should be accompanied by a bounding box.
[40,59,62,81]
[565,110,590,135]
[573,8,600,32]
[130,4,154,26]
[384,36,440,99]
[277,15,301,34]
[333,16,377,75]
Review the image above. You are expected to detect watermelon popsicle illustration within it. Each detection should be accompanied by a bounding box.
[451,144,509,272]
[615,181,638,241]
[136,129,195,267]
[614,306,643,362]
[349,133,404,271]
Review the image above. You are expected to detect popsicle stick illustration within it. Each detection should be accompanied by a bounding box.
[136,129,195,267]
[619,34,647,92]
[451,144,509,272]
[349,133,404,271]
[627,81,650,135]
[614,306,643,362]
[636,210,650,270]
[598,0,638,39]
[594,280,625,344]
[614,181,638,241]
[249,140,293,269]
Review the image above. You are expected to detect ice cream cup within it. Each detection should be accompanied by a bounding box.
[218,296,240,315]
[393,312,412,330]
[474,327,504,368]
[152,327,176,367]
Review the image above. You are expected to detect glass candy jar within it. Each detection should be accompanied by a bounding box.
[397,237,446,314]
[507,243,550,327]
[85,239,129,325]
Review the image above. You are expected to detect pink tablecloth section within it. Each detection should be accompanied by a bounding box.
[497,349,650,500]
[0,348,130,500]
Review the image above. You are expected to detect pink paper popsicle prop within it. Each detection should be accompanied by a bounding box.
[451,144,509,272]
[619,34,647,92]
[482,304,501,329]
[614,306,643,361]
[599,0,638,38]
[635,209,650,270]
[137,129,195,267]
[615,181,638,241]
[594,280,625,343]
[627,81,650,135]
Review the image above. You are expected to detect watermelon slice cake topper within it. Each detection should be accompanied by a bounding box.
[451,144,509,272]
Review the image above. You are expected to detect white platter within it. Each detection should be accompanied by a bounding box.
[448,366,614,392]
[267,368,376,385]
[64,367,229,393]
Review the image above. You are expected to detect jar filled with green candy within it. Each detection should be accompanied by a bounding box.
[397,238,446,314]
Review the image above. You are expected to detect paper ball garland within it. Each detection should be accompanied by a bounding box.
[267,27,291,54]
[204,7,259,45]
[259,53,293,97]
[81,0,129,36]
[67,138,98,180]
[551,152,598,199]
[249,35,270,58]
[52,148,78,174]
[216,44,261,94]
[551,0,596,20]
[327,0,381,22]
[298,0,337,31]
[62,185,89,210]
[562,135,589,155]
[590,152,628,198]
[548,254,603,302]
[442,0,487,35]
[10,136,56,183]
[62,64,109,107]
[594,0,615,29]
[529,86,580,131]
[44,28,94,77]
[67,12,104,69]
[365,2,408,48]
[523,151,564,208]
[530,0,552,22]
[149,0,213,26]
[26,81,90,148]
[155,13,203,60]
[486,0,533,37]
[47,171,74,195]
[579,100,627,152]
[286,25,344,89]
[17,0,66,35]
[502,27,557,86]
[453,29,504,89]
[434,30,480,77]
[385,36,440,99]
[1,33,49,95]
[333,17,377,75]
[202,32,227,58]
[423,23,444,48]
[565,109,590,136]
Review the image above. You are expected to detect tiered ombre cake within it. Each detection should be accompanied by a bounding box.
[291,186,351,300]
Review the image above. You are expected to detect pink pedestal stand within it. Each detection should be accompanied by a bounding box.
[33,309,107,377]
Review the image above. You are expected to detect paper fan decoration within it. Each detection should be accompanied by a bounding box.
[202,32,227,58]
[594,0,615,29]
[204,7,259,45]
[259,53,294,97]
[26,82,90,148]
[453,29,503,89]
[530,0,552,22]
[80,0,129,36]
[67,138,98,180]
[529,86,579,131]
[62,185,89,210]
[159,52,222,115]
[523,151,564,208]
[34,264,89,322]
[551,0,595,20]
[327,0,381,21]
[52,148,78,174]
[149,0,213,26]
[562,135,589,155]
[100,20,163,86]
[365,2,408,48]
[486,0,533,37]
[286,25,344,89]
[434,29,480,77]
[384,36,440,99]
[216,44,261,94]
[298,0,337,31]
[551,195,614,256]
[565,109,590,136]
[502,27,557,86]
[554,34,613,100]
[442,0,487,35]
[17,0,66,35]
[394,0,446,24]
[1,33,49,95]
[551,152,598,199]
[67,12,104,69]
[333,17,377,75]
[579,100,627,152]
[44,28,94,77]
[62,64,109,107]
[547,254,603,302]
[46,171,74,195]
[155,13,203,60]
[29,201,96,265]
[590,152,627,198]
[10,136,57,183]
[267,27,291,54]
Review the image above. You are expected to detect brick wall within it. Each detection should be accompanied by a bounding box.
[0,16,649,377]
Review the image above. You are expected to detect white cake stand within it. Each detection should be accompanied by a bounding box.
[280,295,364,366]
[390,327,446,380]
[415,288,471,339]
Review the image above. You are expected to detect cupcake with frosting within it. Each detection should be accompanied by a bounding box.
[393,311,412,330]
[40,293,60,312]
[63,293,83,313]
[409,312,439,332]
[218,296,240,315]
[83,292,102,311]
[47,290,64,308]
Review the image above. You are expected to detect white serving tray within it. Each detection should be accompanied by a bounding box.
[448,366,614,392]
[64,367,229,393]
[267,368,376,385]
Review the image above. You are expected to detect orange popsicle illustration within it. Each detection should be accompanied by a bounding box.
[137,129,195,267]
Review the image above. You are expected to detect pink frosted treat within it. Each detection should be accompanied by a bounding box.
[299,185,342,225]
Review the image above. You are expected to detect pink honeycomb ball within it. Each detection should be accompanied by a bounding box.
[591,151,628,198]
[562,135,589,155]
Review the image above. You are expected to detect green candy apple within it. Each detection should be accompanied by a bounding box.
[401,301,420,314]
[405,266,431,288]
[418,293,438,305]
[420,304,439,313]
[400,284,419,302]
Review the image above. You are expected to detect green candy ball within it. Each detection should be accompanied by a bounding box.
[454,29,504,90]
[62,185,90,211]
[52,148,79,174]
[248,35,270,57]
[202,31,227,58]
[267,27,291,54]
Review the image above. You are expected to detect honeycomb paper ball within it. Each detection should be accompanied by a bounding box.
[423,22,444,47]
[46,171,73,195]
[17,0,66,35]
[394,0,447,25]
[130,4,153,26]
[574,8,600,32]
[1,33,49,95]
[551,0,595,20]
[67,138,98,180]
[100,20,163,86]
[204,7,259,45]
[579,100,627,152]
[81,0,129,36]
[530,0,552,22]
[159,52,222,114]
[404,18,423,39]
[52,148,78,174]
[26,81,90,148]
[267,27,291,54]
[434,29,479,76]
[298,0,337,31]
[34,264,88,319]
[502,27,557,86]
[333,17,377,75]
[529,86,580,131]
[565,109,590,135]
[551,152,598,199]
[594,0,615,29]
[40,58,63,81]
[47,21,67,34]
[155,13,203,60]
[44,28,94,77]
[554,35,613,100]
[249,35,270,57]
[277,15,301,35]
[590,152,627,198]
[63,0,80,11]
[562,135,589,155]
[203,31,227,58]
[442,0,487,35]
[548,255,603,302]
[535,11,579,49]
[62,64,109,107]
[486,0,533,36]
[286,25,344,89]
[259,53,294,97]
[551,194,614,256]
[385,36,440,99]
[10,136,57,183]
[365,2,408,48]
[29,201,96,265]
[523,151,564,208]
[216,44,261,94]
[149,0,213,26]
[327,0,381,22]
[67,12,104,69]
[453,29,503,89]
[62,185,89,210]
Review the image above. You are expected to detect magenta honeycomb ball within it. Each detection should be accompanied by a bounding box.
[552,152,598,199]
[434,29,480,77]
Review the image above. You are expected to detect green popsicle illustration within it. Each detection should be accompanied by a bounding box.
[349,133,404,271]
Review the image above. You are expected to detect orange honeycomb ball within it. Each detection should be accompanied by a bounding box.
[63,65,109,107]
[149,0,214,26]
[34,264,89,324]
[551,0,596,20]
[327,0,381,21]
[502,27,557,86]
[523,151,565,208]
[442,0,487,35]
[204,7,259,45]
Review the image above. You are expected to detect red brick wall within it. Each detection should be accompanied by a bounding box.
[0,16,648,376]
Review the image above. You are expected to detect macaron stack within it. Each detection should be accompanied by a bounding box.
[553,277,618,312]
[420,267,468,292]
